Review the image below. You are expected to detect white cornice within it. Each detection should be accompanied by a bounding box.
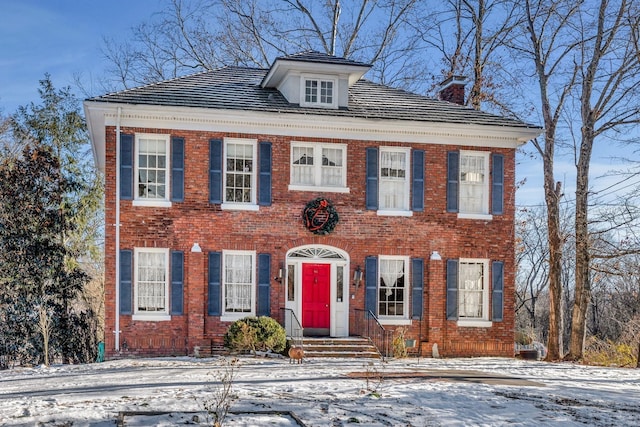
[84,101,542,171]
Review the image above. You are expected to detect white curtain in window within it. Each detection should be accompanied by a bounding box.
[459,263,483,318]
[225,254,253,311]
[137,251,166,311]
[292,146,314,185]
[321,147,343,186]
[138,138,167,199]
[380,151,406,209]
[379,259,404,296]
[460,154,485,213]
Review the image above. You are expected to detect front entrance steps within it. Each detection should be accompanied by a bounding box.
[293,336,381,359]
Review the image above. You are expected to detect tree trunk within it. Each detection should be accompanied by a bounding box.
[566,137,593,360]
[545,179,564,361]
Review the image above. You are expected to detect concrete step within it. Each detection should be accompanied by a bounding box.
[293,337,381,359]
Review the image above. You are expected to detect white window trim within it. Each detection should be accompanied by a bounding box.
[220,250,256,322]
[377,255,410,322]
[458,213,493,221]
[132,247,170,321]
[288,142,349,192]
[456,258,491,327]
[300,74,338,109]
[221,137,258,210]
[377,147,411,216]
[457,150,490,218]
[133,133,171,208]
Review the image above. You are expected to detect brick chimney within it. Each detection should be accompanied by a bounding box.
[438,75,467,105]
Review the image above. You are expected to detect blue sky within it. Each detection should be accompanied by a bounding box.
[0,0,154,113]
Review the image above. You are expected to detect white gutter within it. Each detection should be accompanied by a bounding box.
[114,107,122,351]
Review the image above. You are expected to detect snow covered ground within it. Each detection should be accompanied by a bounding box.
[1,355,639,426]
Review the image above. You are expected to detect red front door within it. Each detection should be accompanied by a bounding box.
[302,263,331,335]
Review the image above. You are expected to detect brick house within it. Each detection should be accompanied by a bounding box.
[84,52,541,359]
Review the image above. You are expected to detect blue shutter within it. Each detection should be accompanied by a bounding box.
[208,252,222,316]
[119,250,132,315]
[412,150,425,211]
[365,256,378,315]
[257,254,271,316]
[411,258,424,319]
[446,259,458,320]
[447,151,459,212]
[120,134,134,200]
[492,154,504,215]
[365,148,378,210]
[171,137,185,202]
[209,139,222,204]
[492,261,504,322]
[170,251,184,315]
[258,141,272,206]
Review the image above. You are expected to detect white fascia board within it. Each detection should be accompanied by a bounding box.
[83,101,110,172]
[86,102,543,170]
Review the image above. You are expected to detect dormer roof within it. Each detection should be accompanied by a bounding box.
[261,51,372,88]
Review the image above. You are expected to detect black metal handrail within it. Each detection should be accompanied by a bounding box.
[280,308,304,348]
[353,308,393,358]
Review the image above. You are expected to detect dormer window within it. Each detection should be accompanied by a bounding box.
[301,75,337,108]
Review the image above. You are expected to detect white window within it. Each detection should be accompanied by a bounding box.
[378,256,409,320]
[379,147,411,213]
[459,151,490,215]
[289,142,348,191]
[223,250,255,318]
[458,259,489,322]
[134,248,169,319]
[135,134,170,206]
[223,138,257,209]
[301,76,337,108]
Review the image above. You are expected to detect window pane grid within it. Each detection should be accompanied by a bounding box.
[459,262,484,318]
[137,251,166,312]
[291,144,345,188]
[320,81,333,104]
[380,151,407,209]
[305,80,318,103]
[225,142,253,203]
[138,138,167,199]
[292,146,315,185]
[224,254,253,313]
[320,148,343,186]
[460,154,486,214]
[305,79,333,105]
[378,259,405,317]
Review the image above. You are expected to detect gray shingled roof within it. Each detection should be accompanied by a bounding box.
[275,51,372,68]
[87,66,539,129]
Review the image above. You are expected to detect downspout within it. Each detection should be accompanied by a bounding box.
[114,106,122,352]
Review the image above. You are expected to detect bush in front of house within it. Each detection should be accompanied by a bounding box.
[224,316,286,355]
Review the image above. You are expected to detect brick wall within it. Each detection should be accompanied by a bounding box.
[103,126,516,358]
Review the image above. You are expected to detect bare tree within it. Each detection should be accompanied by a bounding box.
[511,0,583,360]
[516,206,551,335]
[101,0,423,91]
[566,0,640,361]
[411,0,522,112]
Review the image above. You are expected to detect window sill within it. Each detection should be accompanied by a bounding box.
[300,102,338,109]
[221,313,254,322]
[132,314,171,322]
[457,213,493,221]
[377,210,413,217]
[288,184,350,193]
[456,319,492,328]
[378,318,412,326]
[132,200,172,208]
[221,203,259,211]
